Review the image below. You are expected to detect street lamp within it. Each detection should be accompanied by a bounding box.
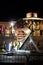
[9,21,15,34]
[10,21,14,27]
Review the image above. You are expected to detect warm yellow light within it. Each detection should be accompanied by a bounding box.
[33,13,38,17]
[26,12,32,18]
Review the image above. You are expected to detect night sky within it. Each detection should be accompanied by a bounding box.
[0,0,43,21]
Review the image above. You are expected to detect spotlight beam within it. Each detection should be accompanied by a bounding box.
[29,36,40,52]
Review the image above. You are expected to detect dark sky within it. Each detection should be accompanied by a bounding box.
[0,0,43,21]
